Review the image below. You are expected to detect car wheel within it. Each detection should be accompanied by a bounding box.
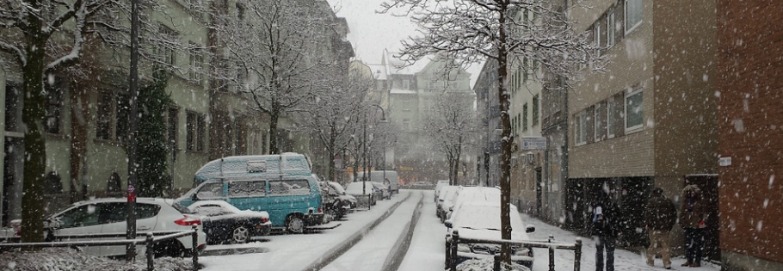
[286,215,305,234]
[232,226,250,243]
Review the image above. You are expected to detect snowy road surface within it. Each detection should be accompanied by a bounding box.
[200,189,721,271]
[199,190,411,271]
[321,191,423,271]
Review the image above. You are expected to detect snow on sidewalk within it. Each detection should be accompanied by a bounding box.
[523,214,721,271]
[199,191,411,271]
[321,191,424,271]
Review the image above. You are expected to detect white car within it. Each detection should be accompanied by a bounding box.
[445,203,535,268]
[11,198,207,258]
[345,182,377,206]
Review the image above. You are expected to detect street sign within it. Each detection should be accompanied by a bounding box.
[520,137,547,150]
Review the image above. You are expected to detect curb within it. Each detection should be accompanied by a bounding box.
[382,192,424,271]
[302,191,414,271]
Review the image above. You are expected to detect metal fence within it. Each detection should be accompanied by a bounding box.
[447,230,583,271]
[0,226,200,271]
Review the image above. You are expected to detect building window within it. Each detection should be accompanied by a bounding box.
[523,57,529,83]
[157,25,178,67]
[167,107,179,159]
[189,43,203,83]
[107,172,122,196]
[594,21,603,48]
[186,111,206,152]
[44,171,63,194]
[606,11,616,47]
[625,0,643,34]
[532,94,539,126]
[96,91,113,140]
[625,86,644,131]
[115,93,131,143]
[575,111,587,145]
[594,101,607,142]
[522,102,528,132]
[44,81,63,134]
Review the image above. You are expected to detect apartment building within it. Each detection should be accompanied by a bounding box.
[716,1,783,270]
[0,0,352,225]
[474,60,501,187]
[565,0,718,252]
[388,57,474,184]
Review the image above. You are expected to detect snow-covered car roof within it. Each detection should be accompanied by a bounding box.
[345,182,374,195]
[70,197,180,206]
[187,200,269,221]
[450,203,529,241]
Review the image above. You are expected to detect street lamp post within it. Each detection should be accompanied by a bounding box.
[362,104,387,207]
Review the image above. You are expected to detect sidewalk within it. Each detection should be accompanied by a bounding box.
[521,214,721,271]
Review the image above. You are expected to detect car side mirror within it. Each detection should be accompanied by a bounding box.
[191,193,199,201]
[45,217,62,229]
[445,220,453,228]
[526,226,536,233]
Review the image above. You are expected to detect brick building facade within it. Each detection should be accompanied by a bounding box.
[716,1,783,270]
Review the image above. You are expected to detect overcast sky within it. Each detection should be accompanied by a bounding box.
[326,0,481,87]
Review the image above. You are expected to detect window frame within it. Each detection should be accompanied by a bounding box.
[606,11,616,48]
[44,81,64,135]
[624,86,644,132]
[624,0,643,35]
[575,111,587,146]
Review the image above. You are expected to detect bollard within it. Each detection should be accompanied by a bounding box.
[450,231,459,271]
[574,239,582,271]
[192,225,199,271]
[493,255,501,271]
[548,235,555,271]
[146,232,154,271]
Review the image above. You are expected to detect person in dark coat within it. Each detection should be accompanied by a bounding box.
[680,184,707,267]
[644,187,677,269]
[592,192,617,271]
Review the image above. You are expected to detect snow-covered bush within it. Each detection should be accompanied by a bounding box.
[456,258,531,271]
[0,248,193,271]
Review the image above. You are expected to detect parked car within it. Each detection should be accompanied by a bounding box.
[354,170,400,195]
[187,200,271,244]
[177,154,324,234]
[436,186,461,221]
[319,181,355,221]
[445,203,535,268]
[326,181,357,209]
[371,181,391,200]
[1,198,207,258]
[345,181,377,207]
[445,186,501,221]
[434,180,450,202]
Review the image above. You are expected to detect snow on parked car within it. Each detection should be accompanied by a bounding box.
[187,200,271,244]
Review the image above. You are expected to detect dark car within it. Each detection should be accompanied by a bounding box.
[188,200,271,244]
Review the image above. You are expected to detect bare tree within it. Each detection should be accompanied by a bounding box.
[304,66,373,181]
[423,93,476,186]
[0,0,128,243]
[381,0,602,263]
[212,0,339,154]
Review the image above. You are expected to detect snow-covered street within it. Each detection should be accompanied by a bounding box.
[198,189,722,271]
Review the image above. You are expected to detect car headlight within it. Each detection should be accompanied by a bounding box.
[457,243,472,253]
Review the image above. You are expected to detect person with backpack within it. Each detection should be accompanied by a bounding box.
[644,187,677,269]
[592,192,618,271]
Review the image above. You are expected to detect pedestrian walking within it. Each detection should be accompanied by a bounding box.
[591,192,618,271]
[644,187,677,269]
[680,184,707,267]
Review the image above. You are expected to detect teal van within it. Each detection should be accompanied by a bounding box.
[176,153,324,233]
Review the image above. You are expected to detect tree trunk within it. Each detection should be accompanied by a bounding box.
[269,108,280,154]
[454,137,462,186]
[20,32,48,243]
[327,124,337,181]
[497,6,513,264]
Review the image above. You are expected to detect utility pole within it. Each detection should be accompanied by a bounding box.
[126,0,140,260]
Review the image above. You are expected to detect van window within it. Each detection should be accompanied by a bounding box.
[269,180,310,196]
[197,182,223,199]
[229,180,266,197]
